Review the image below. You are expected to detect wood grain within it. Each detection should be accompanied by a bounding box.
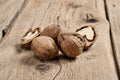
[54,0,118,79]
[105,0,120,77]
[0,0,27,41]
[0,0,118,80]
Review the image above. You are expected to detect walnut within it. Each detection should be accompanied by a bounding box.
[31,36,59,59]
[21,28,41,49]
[41,24,61,41]
[57,31,85,57]
[76,24,97,49]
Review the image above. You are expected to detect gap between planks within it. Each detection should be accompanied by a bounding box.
[104,0,120,79]
[0,0,29,42]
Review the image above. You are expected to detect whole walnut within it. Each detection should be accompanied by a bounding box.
[57,31,85,57]
[31,36,59,59]
[41,24,61,41]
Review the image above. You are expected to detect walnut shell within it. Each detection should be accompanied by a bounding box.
[31,36,59,59]
[76,24,97,50]
[41,24,61,41]
[57,31,85,57]
[21,27,41,49]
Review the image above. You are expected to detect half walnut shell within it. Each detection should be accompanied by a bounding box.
[21,27,41,49]
[76,24,97,50]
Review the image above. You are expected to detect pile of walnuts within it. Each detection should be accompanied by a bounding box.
[21,24,97,60]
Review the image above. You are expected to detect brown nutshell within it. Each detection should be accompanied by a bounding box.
[31,36,59,59]
[57,31,85,57]
[41,24,61,41]
[76,24,97,49]
[21,27,41,49]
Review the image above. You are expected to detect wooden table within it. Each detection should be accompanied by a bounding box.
[0,0,120,80]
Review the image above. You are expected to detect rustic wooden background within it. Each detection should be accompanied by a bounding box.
[0,0,120,80]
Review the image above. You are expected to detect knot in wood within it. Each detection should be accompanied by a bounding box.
[35,64,49,72]
[86,14,98,23]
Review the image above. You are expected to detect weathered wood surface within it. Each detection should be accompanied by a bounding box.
[105,0,120,76]
[0,0,119,80]
[0,0,27,40]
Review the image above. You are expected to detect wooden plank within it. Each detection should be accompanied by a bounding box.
[0,0,27,41]
[0,0,61,80]
[54,0,118,79]
[105,0,120,76]
[0,0,118,80]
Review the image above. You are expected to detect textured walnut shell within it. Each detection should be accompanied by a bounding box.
[31,36,59,59]
[57,31,85,57]
[21,28,41,49]
[41,24,61,41]
[76,24,97,49]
